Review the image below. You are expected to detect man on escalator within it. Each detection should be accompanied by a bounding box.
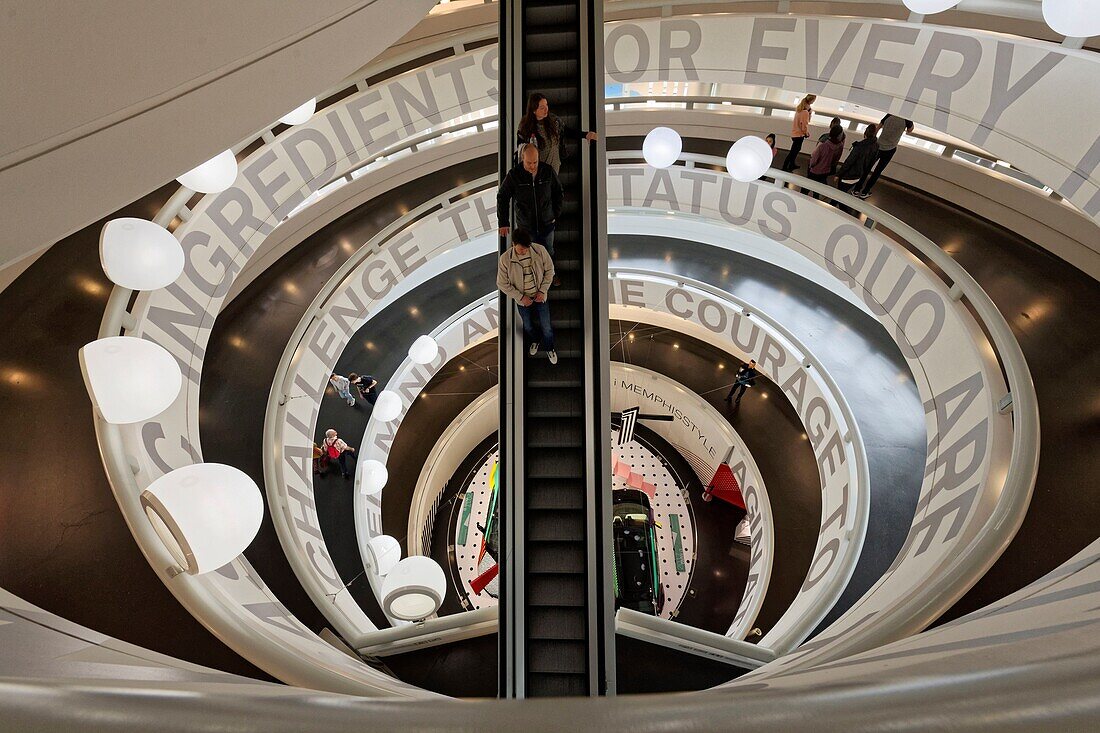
[497,228,557,365]
[498,143,563,286]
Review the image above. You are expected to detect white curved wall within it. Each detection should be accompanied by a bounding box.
[605,15,1100,226]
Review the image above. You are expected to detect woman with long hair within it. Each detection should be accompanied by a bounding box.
[516,92,598,173]
[781,93,817,172]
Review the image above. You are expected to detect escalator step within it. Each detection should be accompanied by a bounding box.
[527,672,587,697]
[526,480,585,509]
[525,414,584,443]
[528,640,588,673]
[525,31,580,55]
[527,449,584,478]
[527,389,582,417]
[524,55,578,80]
[530,85,578,107]
[525,5,577,25]
[528,573,585,606]
[528,511,585,542]
[528,541,585,572]
[527,607,587,639]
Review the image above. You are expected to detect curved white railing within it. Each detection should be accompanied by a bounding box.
[642,154,1037,665]
[609,269,867,644]
[85,9,1051,692]
[261,147,1025,656]
[339,270,855,641]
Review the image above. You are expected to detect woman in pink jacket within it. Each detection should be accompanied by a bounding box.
[781,94,817,172]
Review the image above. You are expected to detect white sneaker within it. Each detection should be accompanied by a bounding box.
[547,350,558,365]
[529,342,539,356]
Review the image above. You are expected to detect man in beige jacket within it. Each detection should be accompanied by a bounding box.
[497,227,557,364]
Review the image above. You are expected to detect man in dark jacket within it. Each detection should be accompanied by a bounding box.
[498,143,564,258]
[725,360,759,406]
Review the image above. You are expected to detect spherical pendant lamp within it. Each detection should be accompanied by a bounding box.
[725,136,775,182]
[642,127,682,169]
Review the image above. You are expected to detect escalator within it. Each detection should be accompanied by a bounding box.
[498,0,614,698]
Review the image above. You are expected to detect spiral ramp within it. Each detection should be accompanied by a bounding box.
[1,1,1099,730]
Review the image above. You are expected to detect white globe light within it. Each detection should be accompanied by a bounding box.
[380,556,447,621]
[408,334,439,365]
[367,534,402,576]
[176,150,238,194]
[360,459,389,496]
[279,98,317,126]
[140,463,264,575]
[79,337,183,424]
[642,127,682,169]
[725,136,775,182]
[1042,0,1100,37]
[373,390,403,422]
[99,218,184,291]
[902,0,960,13]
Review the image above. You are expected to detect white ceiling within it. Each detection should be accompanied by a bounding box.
[0,0,437,274]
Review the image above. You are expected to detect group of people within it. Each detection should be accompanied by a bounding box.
[496,93,598,366]
[315,428,355,479]
[780,93,913,200]
[328,372,378,407]
[317,373,377,479]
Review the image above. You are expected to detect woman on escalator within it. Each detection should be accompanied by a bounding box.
[516,92,598,174]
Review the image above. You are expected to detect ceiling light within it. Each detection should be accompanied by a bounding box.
[1042,0,1100,37]
[726,136,774,182]
[366,535,402,576]
[360,459,389,496]
[408,335,440,365]
[279,98,317,126]
[140,463,264,575]
[176,150,238,194]
[99,218,184,291]
[79,337,182,424]
[373,390,403,422]
[902,0,960,13]
[642,127,682,169]
[380,556,447,621]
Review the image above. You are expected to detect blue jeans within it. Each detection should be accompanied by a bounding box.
[517,299,554,351]
[335,385,355,406]
[534,222,556,257]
